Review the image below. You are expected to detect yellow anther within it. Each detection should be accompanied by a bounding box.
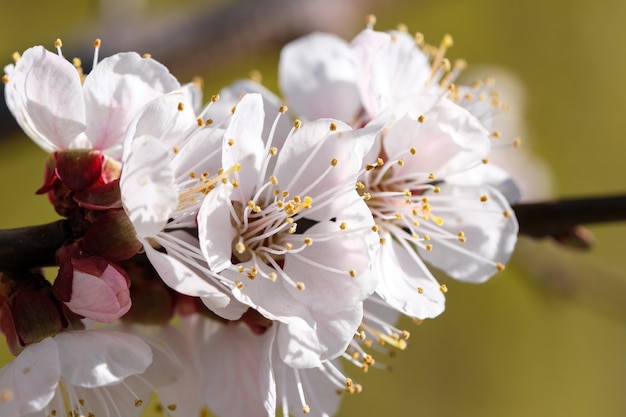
[395,213,402,219]
[513,137,522,148]
[401,330,410,339]
[227,138,235,146]
[417,115,426,123]
[177,102,184,111]
[421,197,429,203]
[442,33,454,47]
[249,69,262,82]
[231,105,237,114]
[492,130,502,138]
[72,57,82,68]
[377,158,384,166]
[423,234,431,241]
[503,210,512,218]
[2,75,8,84]
[435,217,444,226]
[367,14,377,26]
[397,159,404,166]
[294,119,302,129]
[331,158,339,166]
[143,53,152,59]
[371,224,379,232]
[409,147,417,155]
[55,39,62,48]
[167,404,177,411]
[197,118,205,126]
[339,222,347,230]
[269,175,278,185]
[235,280,244,289]
[428,173,436,180]
[304,237,313,245]
[480,195,488,202]
[270,147,278,156]
[192,76,204,88]
[349,269,357,278]
[482,158,489,164]
[363,192,371,201]
[415,32,425,46]
[330,122,337,131]
[496,262,506,272]
[1,389,12,402]
[356,182,365,190]
[237,265,245,273]
[206,118,214,125]
[173,146,180,154]
[134,399,143,407]
[440,284,448,293]
[379,237,386,245]
[302,405,311,414]
[211,94,220,102]
[235,242,246,254]
[417,287,424,294]
[425,244,433,251]
[296,282,306,290]
[285,243,293,250]
[278,105,288,113]
[268,272,277,282]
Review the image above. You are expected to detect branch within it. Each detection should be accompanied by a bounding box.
[512,194,626,248]
[0,220,70,272]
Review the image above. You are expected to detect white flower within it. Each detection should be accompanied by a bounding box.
[0,329,179,417]
[197,93,382,368]
[4,40,180,159]
[120,89,246,319]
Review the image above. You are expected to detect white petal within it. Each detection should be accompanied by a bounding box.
[54,330,151,387]
[142,243,231,308]
[197,183,237,272]
[386,98,491,177]
[417,184,519,283]
[279,32,361,121]
[204,324,275,417]
[279,361,343,417]
[6,46,85,151]
[121,135,178,238]
[282,218,377,314]
[84,52,180,153]
[277,305,363,368]
[222,93,266,199]
[0,337,60,415]
[375,236,445,319]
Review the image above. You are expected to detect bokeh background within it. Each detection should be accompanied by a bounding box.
[1,0,626,416]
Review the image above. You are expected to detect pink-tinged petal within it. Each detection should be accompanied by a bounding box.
[54,330,152,387]
[417,184,519,283]
[204,324,275,417]
[65,265,131,323]
[279,32,361,122]
[369,31,434,116]
[142,243,231,309]
[84,52,180,152]
[122,91,198,163]
[222,93,265,199]
[277,304,363,368]
[282,218,377,314]
[197,183,237,272]
[120,135,178,239]
[6,46,86,151]
[375,236,445,319]
[350,28,392,118]
[386,98,491,177]
[0,337,60,415]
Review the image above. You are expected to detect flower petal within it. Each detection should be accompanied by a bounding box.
[279,32,361,121]
[84,52,180,154]
[5,46,85,151]
[54,330,152,387]
[0,337,60,415]
[120,135,178,239]
[417,184,519,283]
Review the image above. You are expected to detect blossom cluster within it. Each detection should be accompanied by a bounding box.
[0,20,518,417]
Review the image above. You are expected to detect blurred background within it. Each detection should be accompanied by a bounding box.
[2,0,626,416]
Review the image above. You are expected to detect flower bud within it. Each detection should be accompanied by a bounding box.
[54,244,132,323]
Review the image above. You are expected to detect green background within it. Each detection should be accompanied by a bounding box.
[1,1,626,416]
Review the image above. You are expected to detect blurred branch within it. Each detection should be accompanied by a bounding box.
[513,194,626,249]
